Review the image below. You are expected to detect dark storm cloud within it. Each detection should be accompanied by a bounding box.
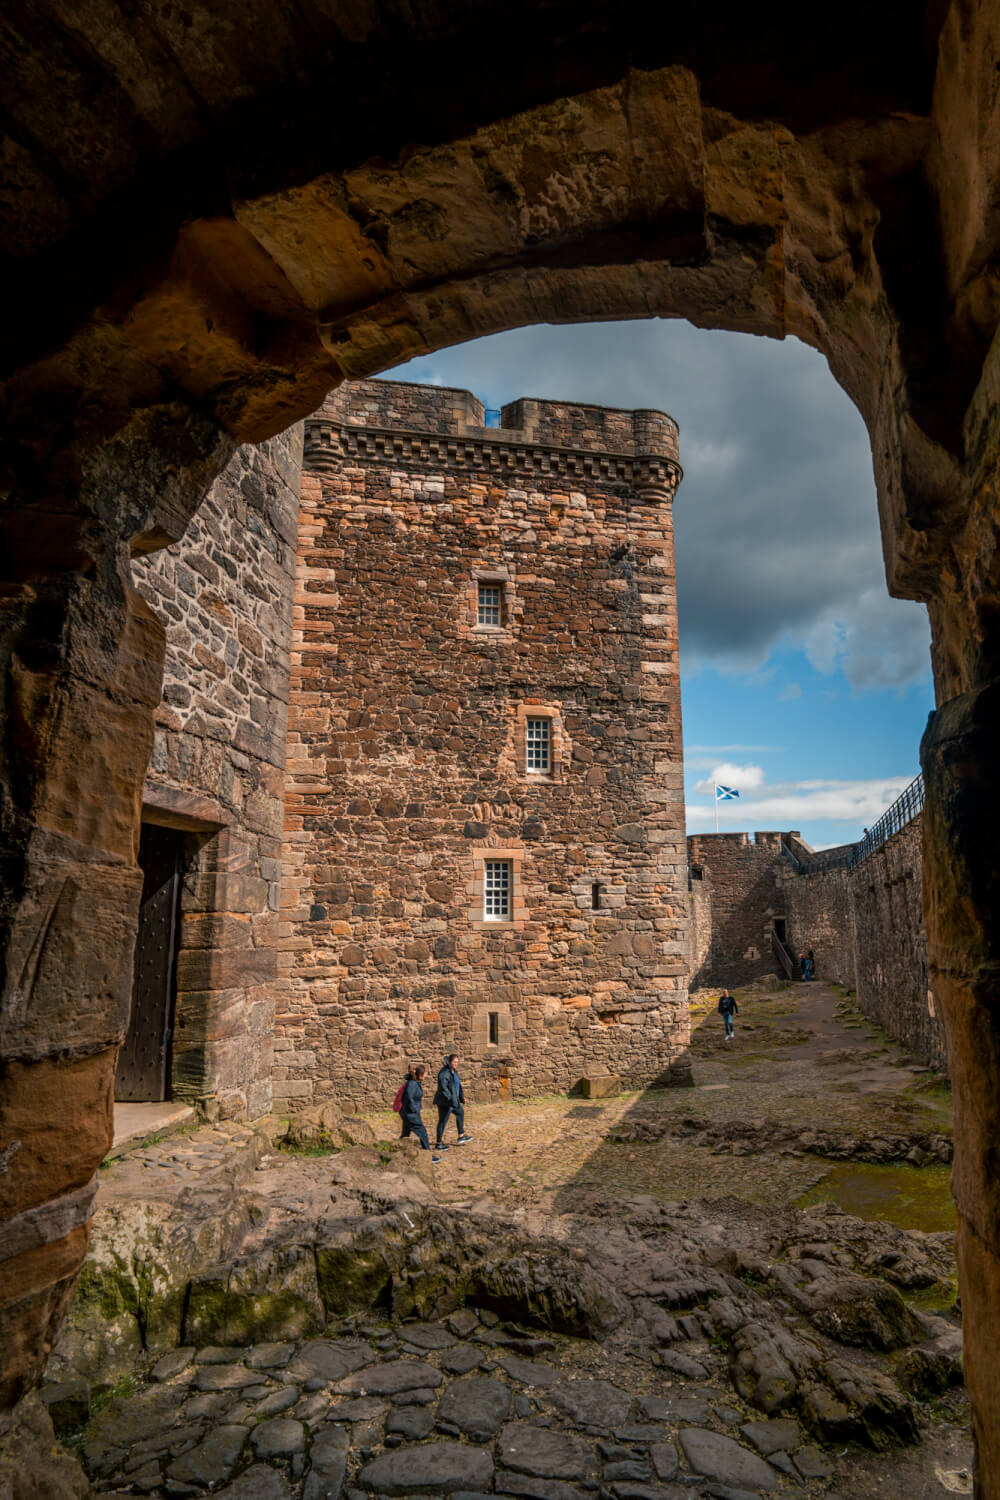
[387,321,931,690]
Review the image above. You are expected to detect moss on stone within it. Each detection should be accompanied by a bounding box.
[183,1284,323,1345]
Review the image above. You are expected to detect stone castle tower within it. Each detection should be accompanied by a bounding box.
[275,379,692,1108]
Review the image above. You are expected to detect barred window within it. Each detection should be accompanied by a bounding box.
[526,717,551,772]
[477,583,502,627]
[484,860,512,920]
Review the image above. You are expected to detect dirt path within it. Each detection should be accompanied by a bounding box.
[363,981,954,1223]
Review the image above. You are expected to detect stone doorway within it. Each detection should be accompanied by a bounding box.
[115,823,184,1104]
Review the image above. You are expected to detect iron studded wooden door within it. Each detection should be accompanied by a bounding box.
[116,823,183,1102]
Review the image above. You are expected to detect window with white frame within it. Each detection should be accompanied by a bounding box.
[483,859,512,920]
[477,582,503,628]
[525,716,551,773]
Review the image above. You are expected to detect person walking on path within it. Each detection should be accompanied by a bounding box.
[399,1066,441,1160]
[718,989,738,1040]
[434,1053,472,1150]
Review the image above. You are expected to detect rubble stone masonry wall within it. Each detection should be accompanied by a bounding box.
[685,833,786,988]
[781,855,856,991]
[686,816,946,1069]
[849,816,944,1068]
[133,428,303,1118]
[277,379,691,1109]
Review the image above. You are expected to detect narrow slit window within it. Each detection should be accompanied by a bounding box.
[526,717,550,773]
[591,882,602,910]
[488,1011,499,1045]
[477,582,503,628]
[484,860,512,920]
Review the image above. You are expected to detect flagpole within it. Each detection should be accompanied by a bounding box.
[715,787,719,834]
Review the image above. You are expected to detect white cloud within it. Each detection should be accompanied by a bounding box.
[693,762,766,795]
[778,682,802,701]
[687,774,913,838]
[387,322,934,695]
[803,589,931,690]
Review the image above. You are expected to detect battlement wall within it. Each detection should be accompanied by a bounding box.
[315,379,680,464]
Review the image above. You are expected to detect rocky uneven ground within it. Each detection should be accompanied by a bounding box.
[10,983,974,1500]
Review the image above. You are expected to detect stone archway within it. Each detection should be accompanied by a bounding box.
[2,2,999,1489]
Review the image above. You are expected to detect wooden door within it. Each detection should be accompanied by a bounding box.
[115,823,183,1102]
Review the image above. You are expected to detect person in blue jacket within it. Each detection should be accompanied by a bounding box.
[434,1053,472,1150]
[400,1066,440,1160]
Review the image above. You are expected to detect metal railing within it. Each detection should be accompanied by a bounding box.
[779,773,925,875]
[847,773,924,870]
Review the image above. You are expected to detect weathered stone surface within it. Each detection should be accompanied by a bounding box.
[254,1388,300,1419]
[250,1417,306,1458]
[656,1349,709,1380]
[287,1341,374,1385]
[497,1357,560,1388]
[498,1422,598,1480]
[166,1425,248,1485]
[302,1423,349,1500]
[549,1379,632,1430]
[387,1404,435,1439]
[358,1441,493,1494]
[246,1342,295,1369]
[805,1274,923,1351]
[337,1359,442,1394]
[37,1376,89,1434]
[793,1445,834,1480]
[677,1429,778,1491]
[216,1467,294,1500]
[194,1364,253,1391]
[441,1345,485,1375]
[739,1419,801,1457]
[438,1375,511,1440]
[0,1393,90,1499]
[580,1076,622,1100]
[896,1331,964,1395]
[152,1349,196,1381]
[399,1322,458,1350]
[650,1442,679,1480]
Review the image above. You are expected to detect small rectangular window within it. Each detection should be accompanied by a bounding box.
[591,882,602,910]
[488,1011,499,1045]
[526,717,551,773]
[484,860,512,920]
[477,583,502,628]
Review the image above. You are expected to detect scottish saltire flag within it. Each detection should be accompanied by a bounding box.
[715,784,740,801]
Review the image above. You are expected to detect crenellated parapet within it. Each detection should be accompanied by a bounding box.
[307,379,682,502]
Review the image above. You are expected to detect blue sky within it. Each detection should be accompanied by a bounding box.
[385,321,934,850]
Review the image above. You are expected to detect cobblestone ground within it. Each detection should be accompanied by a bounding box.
[52,982,971,1500]
[73,1313,972,1500]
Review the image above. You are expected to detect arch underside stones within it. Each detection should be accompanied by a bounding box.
[1,2,1000,1490]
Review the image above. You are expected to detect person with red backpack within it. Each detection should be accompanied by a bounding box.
[393,1065,440,1161]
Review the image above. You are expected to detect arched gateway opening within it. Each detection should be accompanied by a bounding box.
[1,4,999,1490]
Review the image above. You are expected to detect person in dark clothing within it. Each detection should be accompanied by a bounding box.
[718,989,738,1039]
[434,1053,471,1149]
[798,952,807,980]
[805,949,815,981]
[399,1066,440,1160]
